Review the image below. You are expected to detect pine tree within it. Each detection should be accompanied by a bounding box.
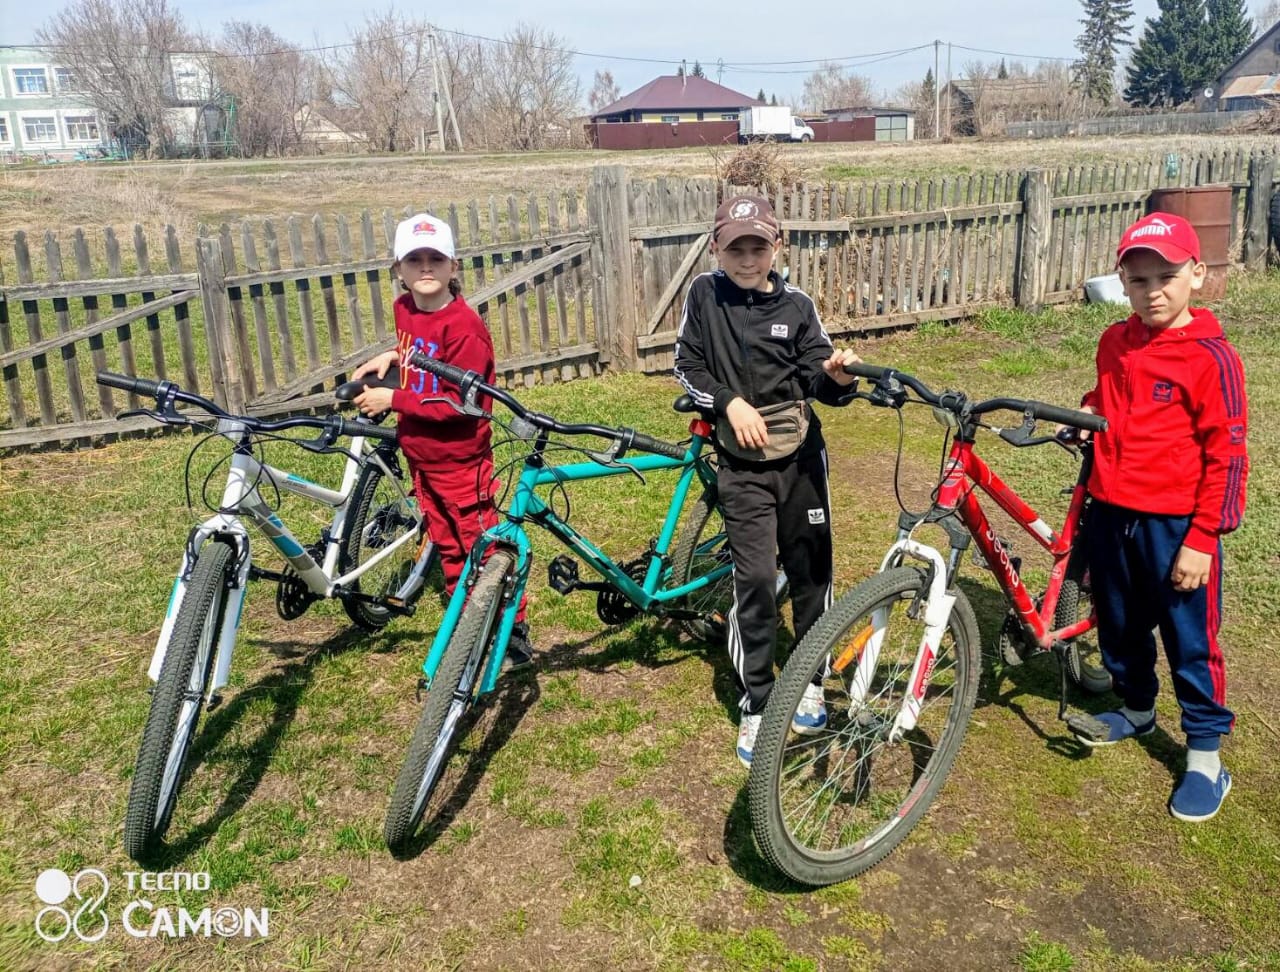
[757,88,767,102]
[1201,0,1254,82]
[998,59,1010,79]
[676,62,685,78]
[770,93,778,106]
[691,60,706,78]
[1074,0,1136,103]
[1125,0,1211,107]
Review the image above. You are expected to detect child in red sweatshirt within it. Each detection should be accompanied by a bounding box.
[1074,212,1248,822]
[353,214,530,663]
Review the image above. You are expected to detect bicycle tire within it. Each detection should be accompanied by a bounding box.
[383,548,514,854]
[1056,552,1113,695]
[668,486,788,644]
[340,451,422,631]
[123,540,234,862]
[749,566,981,885]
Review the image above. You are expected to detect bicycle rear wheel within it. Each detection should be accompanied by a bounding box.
[124,540,234,862]
[669,486,788,644]
[340,451,422,631]
[1056,552,1113,695]
[384,549,515,854]
[749,566,981,885]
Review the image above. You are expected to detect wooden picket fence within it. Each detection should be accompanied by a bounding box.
[1,147,1276,450]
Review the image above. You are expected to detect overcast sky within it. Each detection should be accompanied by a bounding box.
[4,0,1257,105]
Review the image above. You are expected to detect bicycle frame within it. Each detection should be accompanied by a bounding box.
[151,418,420,694]
[420,421,722,697]
[858,436,1094,738]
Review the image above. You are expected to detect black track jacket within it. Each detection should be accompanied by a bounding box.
[674,269,853,422]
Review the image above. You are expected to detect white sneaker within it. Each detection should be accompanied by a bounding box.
[792,683,828,735]
[737,713,762,768]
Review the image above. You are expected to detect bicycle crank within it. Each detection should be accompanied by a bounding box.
[595,556,650,625]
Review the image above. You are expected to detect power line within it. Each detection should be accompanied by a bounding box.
[950,43,1076,63]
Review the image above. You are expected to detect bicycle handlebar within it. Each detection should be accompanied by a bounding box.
[409,352,688,460]
[95,371,398,442]
[842,362,1107,433]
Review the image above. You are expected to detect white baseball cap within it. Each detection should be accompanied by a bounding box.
[393,213,456,261]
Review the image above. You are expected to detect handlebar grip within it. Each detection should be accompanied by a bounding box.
[627,430,687,460]
[340,418,397,441]
[408,351,472,390]
[843,362,892,381]
[97,371,161,397]
[1028,401,1108,433]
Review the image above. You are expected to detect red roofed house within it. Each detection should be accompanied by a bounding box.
[587,75,762,149]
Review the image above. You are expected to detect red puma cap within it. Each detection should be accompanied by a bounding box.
[1116,212,1201,266]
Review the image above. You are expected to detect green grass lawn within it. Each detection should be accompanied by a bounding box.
[1,272,1278,970]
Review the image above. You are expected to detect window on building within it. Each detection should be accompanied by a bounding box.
[0,117,9,143]
[23,116,58,142]
[14,68,50,95]
[874,114,909,142]
[661,114,680,123]
[55,67,77,92]
[720,113,738,121]
[65,115,99,141]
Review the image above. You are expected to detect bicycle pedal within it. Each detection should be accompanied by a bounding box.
[548,555,581,594]
[207,693,224,711]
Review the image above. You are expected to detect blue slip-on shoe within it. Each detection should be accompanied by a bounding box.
[1169,768,1231,822]
[1074,710,1156,748]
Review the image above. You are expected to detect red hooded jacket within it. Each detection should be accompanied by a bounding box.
[389,293,495,465]
[1081,308,1248,554]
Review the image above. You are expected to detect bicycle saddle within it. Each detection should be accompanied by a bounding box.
[335,365,401,403]
[672,394,698,414]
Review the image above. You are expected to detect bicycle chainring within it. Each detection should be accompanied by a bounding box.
[997,594,1043,667]
[596,556,649,626]
[276,542,324,620]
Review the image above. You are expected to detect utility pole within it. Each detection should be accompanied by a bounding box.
[428,28,445,152]
[945,42,952,139]
[934,39,941,140]
[716,58,724,85]
[430,27,465,153]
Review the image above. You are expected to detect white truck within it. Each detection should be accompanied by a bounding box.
[738,106,815,143]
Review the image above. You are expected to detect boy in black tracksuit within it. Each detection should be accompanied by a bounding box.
[674,194,860,767]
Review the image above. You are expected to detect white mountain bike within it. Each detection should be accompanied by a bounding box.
[96,369,436,862]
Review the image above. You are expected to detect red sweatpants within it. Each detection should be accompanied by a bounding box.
[411,456,526,622]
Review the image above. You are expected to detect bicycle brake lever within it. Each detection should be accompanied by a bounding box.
[583,444,647,484]
[422,395,491,420]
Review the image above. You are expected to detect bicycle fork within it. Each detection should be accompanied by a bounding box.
[848,540,956,743]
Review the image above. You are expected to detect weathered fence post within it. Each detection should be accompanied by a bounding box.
[588,165,638,371]
[1242,152,1276,272]
[196,235,244,413]
[1015,169,1053,311]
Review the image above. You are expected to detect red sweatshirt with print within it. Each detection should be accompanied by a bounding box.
[389,292,496,464]
[1081,308,1248,554]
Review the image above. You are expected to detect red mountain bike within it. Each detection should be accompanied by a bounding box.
[749,362,1112,886]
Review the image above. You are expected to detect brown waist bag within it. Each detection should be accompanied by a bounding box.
[715,400,810,462]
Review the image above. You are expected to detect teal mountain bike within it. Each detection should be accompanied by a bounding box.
[382,354,786,853]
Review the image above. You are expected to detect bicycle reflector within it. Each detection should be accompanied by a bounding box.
[832,624,875,673]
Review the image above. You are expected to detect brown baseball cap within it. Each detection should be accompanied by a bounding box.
[713,194,780,247]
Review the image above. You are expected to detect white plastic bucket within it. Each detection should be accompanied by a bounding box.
[1084,273,1126,305]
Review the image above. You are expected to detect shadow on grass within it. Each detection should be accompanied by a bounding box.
[135,625,418,868]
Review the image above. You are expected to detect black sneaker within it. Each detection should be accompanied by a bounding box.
[503,622,534,671]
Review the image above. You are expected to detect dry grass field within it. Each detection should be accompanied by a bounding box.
[1,133,1270,244]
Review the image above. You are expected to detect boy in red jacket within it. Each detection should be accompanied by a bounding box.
[352,213,530,664]
[1074,212,1248,822]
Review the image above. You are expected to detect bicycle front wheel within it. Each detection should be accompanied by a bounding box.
[669,487,787,644]
[749,566,981,885]
[124,540,235,862]
[340,451,422,631]
[384,549,514,854]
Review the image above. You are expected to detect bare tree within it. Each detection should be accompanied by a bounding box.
[801,63,875,113]
[461,24,580,150]
[36,0,201,157]
[326,10,432,152]
[1256,0,1280,28]
[214,22,310,156]
[588,69,621,115]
